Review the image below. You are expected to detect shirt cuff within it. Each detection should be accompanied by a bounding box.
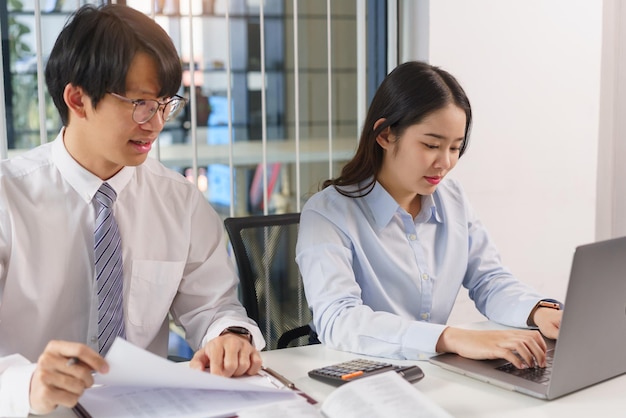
[402,322,447,360]
[0,360,37,417]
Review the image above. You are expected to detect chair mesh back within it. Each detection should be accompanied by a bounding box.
[225,214,312,350]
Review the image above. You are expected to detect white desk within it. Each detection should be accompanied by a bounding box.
[261,343,626,418]
[39,336,626,417]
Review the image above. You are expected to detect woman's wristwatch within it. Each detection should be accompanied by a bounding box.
[527,300,561,327]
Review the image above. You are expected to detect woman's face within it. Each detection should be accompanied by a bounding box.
[376,103,467,203]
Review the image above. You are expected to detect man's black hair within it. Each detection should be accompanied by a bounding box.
[45,4,182,126]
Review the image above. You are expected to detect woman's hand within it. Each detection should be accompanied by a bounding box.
[435,327,548,369]
[533,308,562,340]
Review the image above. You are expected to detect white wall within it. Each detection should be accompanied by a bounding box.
[400,0,603,324]
[596,0,626,240]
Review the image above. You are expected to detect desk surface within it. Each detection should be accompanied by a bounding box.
[44,329,626,418]
[262,343,626,417]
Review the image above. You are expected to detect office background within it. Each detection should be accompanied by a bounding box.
[402,0,606,324]
[0,0,616,326]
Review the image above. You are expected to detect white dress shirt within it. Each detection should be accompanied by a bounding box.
[296,179,547,360]
[0,132,263,417]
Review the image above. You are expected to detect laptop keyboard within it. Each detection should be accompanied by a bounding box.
[496,349,554,384]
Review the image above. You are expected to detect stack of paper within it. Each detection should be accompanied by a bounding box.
[76,338,299,418]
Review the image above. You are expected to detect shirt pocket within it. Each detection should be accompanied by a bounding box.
[127,260,185,327]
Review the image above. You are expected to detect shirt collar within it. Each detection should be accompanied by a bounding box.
[51,129,135,203]
[415,193,443,224]
[363,180,402,228]
[363,179,443,227]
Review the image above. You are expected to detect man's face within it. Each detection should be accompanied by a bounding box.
[68,52,169,180]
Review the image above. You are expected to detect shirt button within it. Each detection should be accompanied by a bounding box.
[421,273,429,281]
[91,336,98,344]
[421,313,429,320]
[408,234,417,241]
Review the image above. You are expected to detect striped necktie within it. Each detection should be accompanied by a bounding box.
[94,182,126,355]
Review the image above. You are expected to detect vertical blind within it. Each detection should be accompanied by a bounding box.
[1,0,395,216]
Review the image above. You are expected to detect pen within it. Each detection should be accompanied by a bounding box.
[262,366,295,389]
[66,357,97,378]
[72,402,90,418]
[262,367,318,405]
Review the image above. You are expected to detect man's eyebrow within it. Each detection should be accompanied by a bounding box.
[126,89,161,98]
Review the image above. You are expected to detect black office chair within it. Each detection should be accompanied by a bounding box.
[224,213,317,350]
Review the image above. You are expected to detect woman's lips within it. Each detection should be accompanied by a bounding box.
[424,176,441,185]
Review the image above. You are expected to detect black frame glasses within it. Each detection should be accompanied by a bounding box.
[109,92,188,124]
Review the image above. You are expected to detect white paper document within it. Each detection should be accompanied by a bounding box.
[238,371,453,418]
[237,398,321,418]
[77,338,299,418]
[320,371,454,418]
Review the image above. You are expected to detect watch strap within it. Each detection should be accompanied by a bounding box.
[527,299,562,327]
[220,326,253,344]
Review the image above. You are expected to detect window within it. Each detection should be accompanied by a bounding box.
[0,0,389,216]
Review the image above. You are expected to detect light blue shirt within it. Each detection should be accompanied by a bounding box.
[296,178,547,360]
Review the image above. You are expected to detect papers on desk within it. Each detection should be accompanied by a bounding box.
[76,338,299,418]
[238,371,454,418]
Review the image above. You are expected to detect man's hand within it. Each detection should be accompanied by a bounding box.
[189,333,262,377]
[435,327,549,369]
[29,341,108,415]
[533,307,562,340]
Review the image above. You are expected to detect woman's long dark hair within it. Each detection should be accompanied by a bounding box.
[323,61,472,197]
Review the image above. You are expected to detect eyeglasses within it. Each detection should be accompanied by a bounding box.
[108,92,187,124]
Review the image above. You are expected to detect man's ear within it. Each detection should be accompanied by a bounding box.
[373,118,393,150]
[63,84,88,120]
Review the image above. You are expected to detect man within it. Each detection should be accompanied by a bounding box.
[0,4,263,416]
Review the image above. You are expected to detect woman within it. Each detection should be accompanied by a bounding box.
[296,61,561,369]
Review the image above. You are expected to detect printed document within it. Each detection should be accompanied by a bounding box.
[237,371,453,418]
[76,338,298,418]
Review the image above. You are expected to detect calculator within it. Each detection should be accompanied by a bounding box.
[308,358,424,386]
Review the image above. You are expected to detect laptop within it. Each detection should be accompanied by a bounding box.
[429,236,626,400]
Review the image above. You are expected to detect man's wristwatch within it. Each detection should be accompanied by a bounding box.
[220,326,253,344]
[527,300,561,327]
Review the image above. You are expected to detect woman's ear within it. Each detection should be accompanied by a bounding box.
[63,84,88,120]
[373,118,393,150]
